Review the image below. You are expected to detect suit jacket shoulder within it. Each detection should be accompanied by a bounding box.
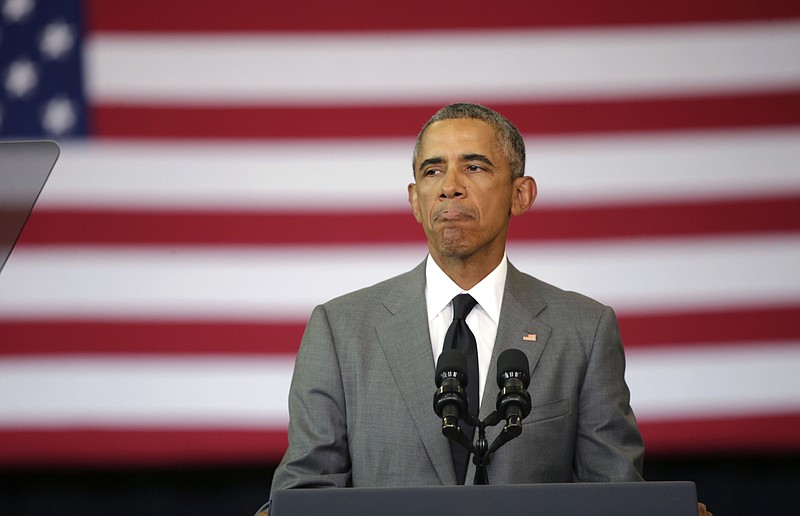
[506,262,608,315]
[272,259,454,490]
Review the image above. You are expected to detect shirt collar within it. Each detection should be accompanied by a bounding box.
[425,254,507,325]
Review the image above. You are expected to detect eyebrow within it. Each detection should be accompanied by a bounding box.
[417,154,495,174]
[462,153,495,167]
[417,157,444,173]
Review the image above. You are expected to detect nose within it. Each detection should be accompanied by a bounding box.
[440,169,465,199]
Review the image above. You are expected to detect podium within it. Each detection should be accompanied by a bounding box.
[0,141,59,274]
[270,481,697,516]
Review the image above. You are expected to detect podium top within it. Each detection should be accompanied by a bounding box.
[270,481,697,516]
[0,141,59,275]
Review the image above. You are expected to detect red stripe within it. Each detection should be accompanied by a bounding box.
[619,306,800,348]
[639,413,800,455]
[0,428,287,467]
[17,196,800,246]
[0,321,305,355]
[85,0,800,33]
[511,196,800,241]
[1,413,797,466]
[2,306,797,356]
[91,91,800,139]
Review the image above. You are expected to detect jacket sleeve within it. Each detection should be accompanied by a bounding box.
[573,306,645,481]
[269,304,352,493]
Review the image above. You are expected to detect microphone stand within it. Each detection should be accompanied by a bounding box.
[470,411,495,485]
[448,410,519,486]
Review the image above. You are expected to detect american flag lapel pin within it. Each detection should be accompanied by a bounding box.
[522,333,537,342]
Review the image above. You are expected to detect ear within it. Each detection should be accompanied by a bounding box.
[510,176,537,217]
[408,183,423,223]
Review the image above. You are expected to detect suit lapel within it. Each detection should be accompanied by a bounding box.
[475,263,552,472]
[375,261,457,485]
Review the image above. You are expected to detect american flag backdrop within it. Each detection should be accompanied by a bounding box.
[1,0,799,467]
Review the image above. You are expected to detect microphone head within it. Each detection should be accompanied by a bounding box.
[496,348,530,388]
[435,348,468,387]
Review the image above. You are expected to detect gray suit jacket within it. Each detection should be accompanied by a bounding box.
[270,260,643,493]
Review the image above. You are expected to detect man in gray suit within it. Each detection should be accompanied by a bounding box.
[268,103,644,495]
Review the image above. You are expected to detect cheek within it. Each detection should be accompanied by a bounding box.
[410,195,427,224]
[408,187,421,221]
[412,205,424,224]
[411,189,435,222]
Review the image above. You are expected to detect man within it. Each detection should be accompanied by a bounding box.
[260,103,726,514]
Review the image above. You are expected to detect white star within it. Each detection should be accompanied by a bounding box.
[40,21,75,60]
[3,0,36,23]
[4,58,38,98]
[41,96,77,136]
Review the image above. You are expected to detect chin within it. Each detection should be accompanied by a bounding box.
[435,240,475,258]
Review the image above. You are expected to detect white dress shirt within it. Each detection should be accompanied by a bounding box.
[425,254,508,406]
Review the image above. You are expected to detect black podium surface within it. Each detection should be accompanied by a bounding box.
[270,481,697,516]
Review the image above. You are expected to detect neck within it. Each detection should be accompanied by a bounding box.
[430,250,504,291]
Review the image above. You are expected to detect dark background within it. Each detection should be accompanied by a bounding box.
[2,454,798,515]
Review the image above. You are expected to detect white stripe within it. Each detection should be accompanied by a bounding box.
[36,128,800,210]
[0,355,294,427]
[508,235,800,313]
[1,344,797,427]
[86,22,800,104]
[1,235,797,319]
[38,139,415,210]
[627,343,800,420]
[0,245,423,320]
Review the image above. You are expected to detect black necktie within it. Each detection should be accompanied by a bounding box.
[442,293,479,484]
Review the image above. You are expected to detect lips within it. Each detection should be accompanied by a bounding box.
[433,205,475,223]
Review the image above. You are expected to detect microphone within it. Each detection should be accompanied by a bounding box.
[433,349,469,438]
[495,349,532,438]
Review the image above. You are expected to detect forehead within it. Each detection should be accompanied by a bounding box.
[418,118,501,157]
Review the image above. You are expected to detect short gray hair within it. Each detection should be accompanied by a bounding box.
[412,103,526,179]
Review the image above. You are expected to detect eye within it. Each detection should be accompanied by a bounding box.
[422,168,441,177]
[466,164,485,172]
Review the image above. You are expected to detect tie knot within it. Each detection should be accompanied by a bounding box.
[452,293,478,320]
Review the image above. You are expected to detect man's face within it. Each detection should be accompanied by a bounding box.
[408,118,531,265]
